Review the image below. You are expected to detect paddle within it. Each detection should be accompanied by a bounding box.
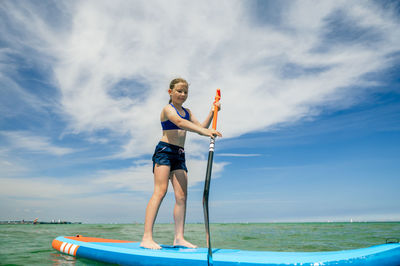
[203,89,221,266]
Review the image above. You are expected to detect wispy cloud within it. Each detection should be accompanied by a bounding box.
[0,131,76,156]
[94,159,228,192]
[218,153,262,157]
[0,158,228,222]
[3,0,399,158]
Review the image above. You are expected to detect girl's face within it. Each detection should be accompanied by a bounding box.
[169,82,188,104]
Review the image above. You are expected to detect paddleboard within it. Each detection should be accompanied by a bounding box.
[52,235,400,265]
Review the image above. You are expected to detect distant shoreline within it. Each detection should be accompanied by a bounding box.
[0,220,82,225]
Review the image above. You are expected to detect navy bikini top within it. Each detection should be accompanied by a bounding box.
[161,104,190,130]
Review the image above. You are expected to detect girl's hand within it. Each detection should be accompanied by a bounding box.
[211,102,221,112]
[202,128,222,138]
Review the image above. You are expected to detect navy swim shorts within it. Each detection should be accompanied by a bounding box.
[152,141,188,173]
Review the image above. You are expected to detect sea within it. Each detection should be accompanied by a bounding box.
[1,222,399,265]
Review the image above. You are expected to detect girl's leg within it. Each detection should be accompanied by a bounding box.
[141,164,170,249]
[171,170,197,248]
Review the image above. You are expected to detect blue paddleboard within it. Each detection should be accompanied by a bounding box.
[53,235,400,265]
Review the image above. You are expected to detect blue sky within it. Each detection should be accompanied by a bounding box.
[0,0,399,223]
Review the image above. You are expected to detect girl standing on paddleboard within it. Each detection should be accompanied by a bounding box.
[141,78,222,250]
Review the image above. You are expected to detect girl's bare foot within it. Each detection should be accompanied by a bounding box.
[173,238,198,248]
[140,238,162,250]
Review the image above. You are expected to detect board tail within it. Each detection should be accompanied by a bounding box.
[52,238,80,256]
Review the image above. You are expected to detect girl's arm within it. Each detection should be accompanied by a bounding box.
[164,105,221,138]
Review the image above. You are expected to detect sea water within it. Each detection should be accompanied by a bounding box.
[1,222,399,265]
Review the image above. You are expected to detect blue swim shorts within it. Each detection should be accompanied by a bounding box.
[152,141,188,173]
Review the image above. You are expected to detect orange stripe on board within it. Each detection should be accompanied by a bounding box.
[70,244,79,256]
[66,243,73,254]
[60,242,67,253]
[65,236,134,243]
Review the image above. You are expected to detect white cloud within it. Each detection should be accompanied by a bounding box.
[1,0,399,222]
[52,0,400,156]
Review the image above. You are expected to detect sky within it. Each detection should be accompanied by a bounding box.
[0,0,399,224]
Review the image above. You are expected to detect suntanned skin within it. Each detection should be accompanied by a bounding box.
[140,82,221,250]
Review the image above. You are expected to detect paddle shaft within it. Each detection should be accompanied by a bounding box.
[203,137,215,266]
[203,89,220,266]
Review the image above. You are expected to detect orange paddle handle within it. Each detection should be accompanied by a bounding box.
[212,89,221,130]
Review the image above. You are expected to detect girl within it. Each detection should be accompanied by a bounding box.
[140,78,222,250]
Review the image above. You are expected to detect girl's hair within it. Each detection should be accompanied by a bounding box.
[169,78,188,103]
